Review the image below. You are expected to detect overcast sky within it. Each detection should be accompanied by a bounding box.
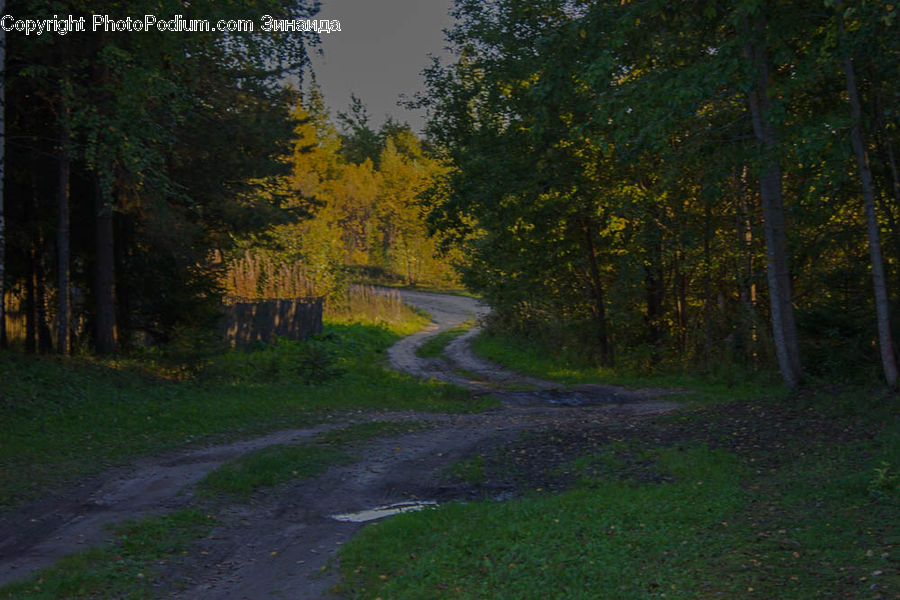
[308,0,457,133]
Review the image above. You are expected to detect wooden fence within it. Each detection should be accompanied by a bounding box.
[222,296,323,348]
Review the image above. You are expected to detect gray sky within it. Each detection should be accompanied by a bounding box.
[309,0,457,133]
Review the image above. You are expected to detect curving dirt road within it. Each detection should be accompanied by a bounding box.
[0,290,679,598]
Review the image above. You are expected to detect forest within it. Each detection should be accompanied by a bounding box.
[1,0,899,387]
[1,1,898,598]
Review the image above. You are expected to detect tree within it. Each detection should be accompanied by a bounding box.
[834,0,898,388]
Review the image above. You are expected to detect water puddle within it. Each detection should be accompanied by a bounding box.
[329,501,438,523]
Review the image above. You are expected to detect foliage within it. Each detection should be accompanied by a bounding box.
[240,94,460,296]
[419,0,900,386]
[3,0,322,353]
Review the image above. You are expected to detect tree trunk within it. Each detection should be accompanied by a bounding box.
[34,242,53,353]
[843,53,898,388]
[703,198,713,370]
[741,13,803,389]
[94,176,117,354]
[583,218,612,366]
[871,85,900,292]
[57,100,71,355]
[0,0,6,350]
[25,247,36,354]
[735,166,759,369]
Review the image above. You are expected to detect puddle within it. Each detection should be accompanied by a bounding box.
[329,501,438,523]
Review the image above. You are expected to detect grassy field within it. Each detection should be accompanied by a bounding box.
[0,306,494,508]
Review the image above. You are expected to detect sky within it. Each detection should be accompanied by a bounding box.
[308,0,458,134]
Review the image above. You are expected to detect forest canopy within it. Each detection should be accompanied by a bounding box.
[416,0,900,388]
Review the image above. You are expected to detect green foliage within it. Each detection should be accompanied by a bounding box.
[419,0,900,385]
[203,336,344,386]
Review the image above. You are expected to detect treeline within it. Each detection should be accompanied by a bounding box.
[228,92,458,299]
[0,1,321,354]
[421,0,900,387]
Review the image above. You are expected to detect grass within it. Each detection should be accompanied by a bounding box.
[0,313,496,508]
[340,446,748,599]
[338,388,899,599]
[198,422,429,498]
[415,320,476,359]
[471,330,785,404]
[0,509,215,599]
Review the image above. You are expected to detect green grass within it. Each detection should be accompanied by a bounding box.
[415,320,476,359]
[338,390,899,599]
[445,455,486,485]
[0,318,496,508]
[340,446,747,599]
[199,422,430,498]
[471,330,785,404]
[0,509,214,599]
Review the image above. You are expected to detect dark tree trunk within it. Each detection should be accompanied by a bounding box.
[872,85,900,292]
[735,166,759,369]
[842,50,898,388]
[703,198,713,370]
[643,206,664,365]
[57,84,71,355]
[583,218,612,366]
[34,243,52,353]
[25,246,36,354]
[0,0,6,350]
[741,12,803,389]
[94,176,117,354]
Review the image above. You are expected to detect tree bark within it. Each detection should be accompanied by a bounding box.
[34,242,52,353]
[843,53,898,388]
[583,218,612,366]
[0,0,6,350]
[741,13,803,389]
[94,176,117,354]
[25,247,36,353]
[57,103,71,355]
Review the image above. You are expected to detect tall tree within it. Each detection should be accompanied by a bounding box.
[835,0,898,388]
[0,0,6,349]
[739,9,803,389]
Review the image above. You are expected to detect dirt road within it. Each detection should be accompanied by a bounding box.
[0,290,678,598]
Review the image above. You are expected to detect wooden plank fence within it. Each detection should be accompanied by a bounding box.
[222,296,323,348]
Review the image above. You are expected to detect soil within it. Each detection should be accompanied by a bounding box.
[0,290,681,598]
